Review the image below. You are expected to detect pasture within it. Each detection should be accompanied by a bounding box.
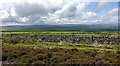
[1,30,119,36]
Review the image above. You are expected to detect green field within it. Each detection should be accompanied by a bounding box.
[1,31,119,36]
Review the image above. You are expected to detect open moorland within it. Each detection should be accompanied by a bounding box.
[1,31,120,65]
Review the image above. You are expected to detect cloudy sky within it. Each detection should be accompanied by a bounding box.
[0,0,119,26]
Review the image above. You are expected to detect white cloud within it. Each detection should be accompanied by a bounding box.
[0,0,118,26]
[54,0,77,18]
[107,8,118,16]
[82,12,97,19]
[21,17,28,22]
[0,10,9,19]
[76,2,88,14]
[10,8,16,17]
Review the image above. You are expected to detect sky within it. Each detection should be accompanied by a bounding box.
[0,0,119,26]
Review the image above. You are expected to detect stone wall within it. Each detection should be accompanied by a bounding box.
[1,34,120,44]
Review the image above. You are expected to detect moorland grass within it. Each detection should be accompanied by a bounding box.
[1,31,120,64]
[2,37,119,52]
[2,45,120,64]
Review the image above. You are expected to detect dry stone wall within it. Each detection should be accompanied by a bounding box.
[1,34,120,44]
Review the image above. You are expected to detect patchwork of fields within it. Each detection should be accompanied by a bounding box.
[1,31,120,65]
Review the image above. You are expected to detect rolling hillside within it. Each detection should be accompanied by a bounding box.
[1,24,118,32]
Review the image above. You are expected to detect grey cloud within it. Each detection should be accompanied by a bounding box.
[14,3,48,17]
[26,15,46,25]
[2,16,19,23]
[56,3,77,18]
[66,4,77,17]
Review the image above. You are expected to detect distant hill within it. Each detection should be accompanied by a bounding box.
[1,24,118,32]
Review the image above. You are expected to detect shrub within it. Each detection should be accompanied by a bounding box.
[71,48,78,51]
[36,54,46,61]
[47,53,52,58]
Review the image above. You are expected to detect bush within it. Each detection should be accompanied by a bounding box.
[71,48,78,51]
[37,54,46,61]
[47,53,52,58]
